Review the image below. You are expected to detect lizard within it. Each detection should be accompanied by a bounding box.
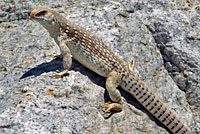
[30,7,191,134]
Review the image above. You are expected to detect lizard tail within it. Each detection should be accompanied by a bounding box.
[121,73,191,134]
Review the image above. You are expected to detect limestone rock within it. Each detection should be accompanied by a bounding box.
[0,0,199,133]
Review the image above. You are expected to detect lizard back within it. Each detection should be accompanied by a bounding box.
[56,14,128,77]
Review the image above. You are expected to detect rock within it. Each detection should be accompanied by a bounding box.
[0,0,199,134]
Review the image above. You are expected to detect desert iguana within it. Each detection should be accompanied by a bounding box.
[30,7,191,134]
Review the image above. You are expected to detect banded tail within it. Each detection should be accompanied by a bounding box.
[121,73,191,134]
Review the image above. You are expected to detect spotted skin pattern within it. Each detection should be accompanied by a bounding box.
[30,7,191,134]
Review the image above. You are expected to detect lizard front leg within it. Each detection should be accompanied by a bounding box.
[53,41,72,78]
[103,70,123,114]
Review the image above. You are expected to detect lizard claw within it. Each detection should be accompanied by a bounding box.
[52,52,63,59]
[53,70,69,78]
[128,56,135,73]
[102,102,122,114]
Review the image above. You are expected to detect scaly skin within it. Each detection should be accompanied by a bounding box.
[30,7,191,134]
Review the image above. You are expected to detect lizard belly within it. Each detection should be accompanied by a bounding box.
[69,45,108,77]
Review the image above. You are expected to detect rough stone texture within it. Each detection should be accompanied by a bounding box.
[0,0,199,134]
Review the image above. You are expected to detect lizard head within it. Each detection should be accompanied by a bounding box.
[30,7,60,35]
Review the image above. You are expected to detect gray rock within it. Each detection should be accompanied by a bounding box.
[0,0,199,134]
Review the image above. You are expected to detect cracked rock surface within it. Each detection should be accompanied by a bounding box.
[0,0,199,134]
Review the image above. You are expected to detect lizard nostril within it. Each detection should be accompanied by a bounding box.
[30,12,33,18]
[30,10,36,18]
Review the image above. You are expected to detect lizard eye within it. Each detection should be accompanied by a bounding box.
[35,10,47,17]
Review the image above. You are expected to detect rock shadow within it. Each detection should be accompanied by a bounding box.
[20,57,170,133]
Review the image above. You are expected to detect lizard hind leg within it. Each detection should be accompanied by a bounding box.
[103,70,123,114]
[128,56,135,72]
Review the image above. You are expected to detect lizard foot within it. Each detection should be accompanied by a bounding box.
[52,53,63,59]
[102,102,122,114]
[53,70,69,78]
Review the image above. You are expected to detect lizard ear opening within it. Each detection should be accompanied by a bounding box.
[35,10,48,17]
